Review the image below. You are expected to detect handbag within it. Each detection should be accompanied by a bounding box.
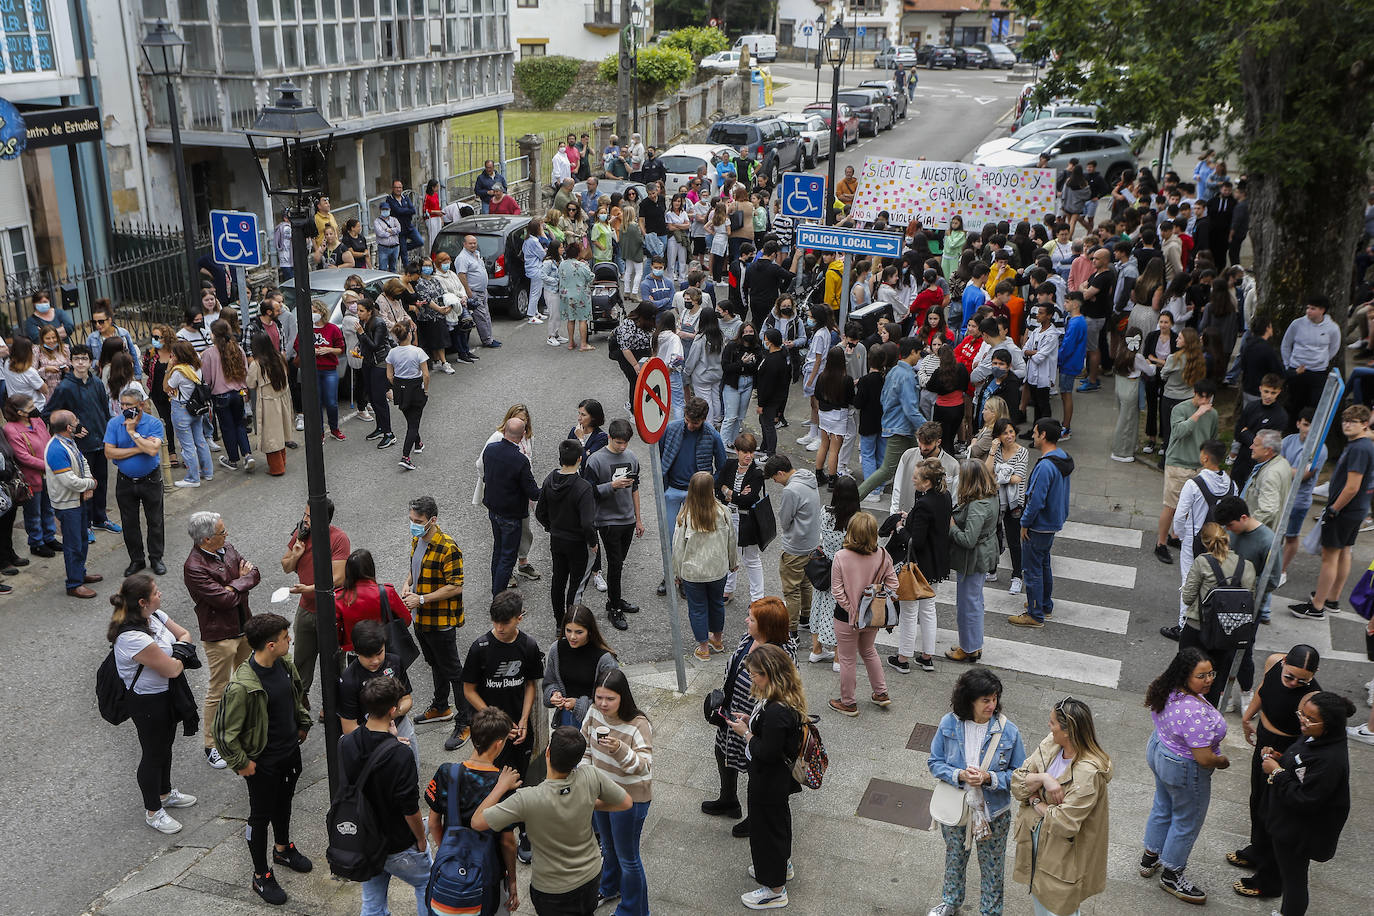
[855,580,895,629]
[377,584,421,670]
[804,547,832,592]
[728,210,745,231]
[897,562,935,601]
[929,715,1006,827]
[1350,559,1374,621]
[703,644,745,727]
[746,494,777,550]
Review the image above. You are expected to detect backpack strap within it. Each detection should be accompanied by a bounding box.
[350,735,398,795]
[448,761,465,831]
[1204,554,1228,589]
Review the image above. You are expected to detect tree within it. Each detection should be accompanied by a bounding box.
[1014,0,1374,340]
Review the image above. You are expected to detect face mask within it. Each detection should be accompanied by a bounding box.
[992,366,1007,378]
[36,304,52,315]
[806,319,817,330]
[314,313,325,326]
[380,210,391,219]
[439,262,449,272]
[742,335,757,347]
[421,265,434,276]
[599,213,609,221]
[151,339,163,350]
[409,520,427,538]
[43,341,55,350]
[780,310,794,319]
[652,268,664,277]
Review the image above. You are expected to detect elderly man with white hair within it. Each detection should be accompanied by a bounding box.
[1240,428,1292,533]
[182,510,261,769]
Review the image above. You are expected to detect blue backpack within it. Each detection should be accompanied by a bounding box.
[426,764,500,916]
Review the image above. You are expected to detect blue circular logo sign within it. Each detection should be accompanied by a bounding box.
[0,98,27,161]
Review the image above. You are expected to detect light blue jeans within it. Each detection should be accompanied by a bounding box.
[860,433,886,492]
[721,379,753,448]
[669,370,685,423]
[170,401,212,483]
[955,571,986,652]
[683,577,727,643]
[359,846,431,916]
[595,800,651,916]
[1144,732,1213,872]
[1033,899,1078,916]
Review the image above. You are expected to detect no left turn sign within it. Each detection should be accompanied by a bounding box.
[634,357,671,444]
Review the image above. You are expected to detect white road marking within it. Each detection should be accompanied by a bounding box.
[933,581,1131,635]
[998,553,1137,589]
[1258,594,1370,663]
[873,628,1122,688]
[1060,520,1143,549]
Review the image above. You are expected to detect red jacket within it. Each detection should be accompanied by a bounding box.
[4,419,51,490]
[335,580,410,651]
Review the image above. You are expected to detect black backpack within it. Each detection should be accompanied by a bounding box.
[95,652,142,725]
[1189,474,1236,556]
[1200,555,1257,651]
[326,738,401,881]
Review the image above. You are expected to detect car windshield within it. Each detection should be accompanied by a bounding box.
[836,94,870,107]
[658,155,706,174]
[1010,132,1063,153]
[708,125,753,146]
[985,43,1013,56]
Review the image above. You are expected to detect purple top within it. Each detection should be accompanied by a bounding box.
[1152,689,1227,757]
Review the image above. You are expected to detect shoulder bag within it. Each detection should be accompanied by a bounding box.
[895,527,935,602]
[745,493,777,550]
[929,715,1005,827]
[703,642,746,727]
[854,556,898,629]
[804,547,832,592]
[377,583,421,670]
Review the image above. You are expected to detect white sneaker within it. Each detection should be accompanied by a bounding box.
[1009,577,1023,595]
[295,414,305,431]
[831,661,840,673]
[207,441,222,452]
[985,571,998,583]
[796,433,815,445]
[808,650,835,663]
[556,335,569,344]
[145,809,182,834]
[1313,481,1330,499]
[593,573,608,592]
[741,886,788,909]
[205,747,228,769]
[174,479,201,488]
[1224,691,1240,713]
[357,409,373,421]
[1240,691,1253,713]
[805,439,820,452]
[749,861,795,881]
[547,336,562,347]
[527,316,544,325]
[1365,677,1374,708]
[162,788,197,808]
[1278,571,1288,587]
[1346,724,1374,745]
[439,362,456,374]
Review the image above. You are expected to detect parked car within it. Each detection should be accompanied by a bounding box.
[279,268,400,328]
[801,102,861,151]
[656,143,737,196]
[837,89,895,135]
[974,116,1102,159]
[733,34,777,63]
[430,215,532,320]
[874,45,918,69]
[972,128,1137,185]
[699,51,742,73]
[953,46,990,69]
[974,42,1018,68]
[706,115,807,182]
[857,78,909,119]
[574,179,647,205]
[779,113,832,168]
[1013,100,1098,131]
[915,44,956,69]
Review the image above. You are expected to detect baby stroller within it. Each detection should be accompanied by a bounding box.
[589,261,623,337]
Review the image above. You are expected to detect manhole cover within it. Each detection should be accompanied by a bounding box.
[855,778,933,830]
[906,722,938,752]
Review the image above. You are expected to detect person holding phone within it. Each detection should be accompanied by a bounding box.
[280,500,350,713]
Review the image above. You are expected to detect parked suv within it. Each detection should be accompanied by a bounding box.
[953,46,990,69]
[430,215,532,320]
[837,89,895,135]
[915,44,956,69]
[858,78,909,119]
[706,115,807,182]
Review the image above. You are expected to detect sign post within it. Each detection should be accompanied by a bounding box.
[634,358,689,694]
[794,224,903,328]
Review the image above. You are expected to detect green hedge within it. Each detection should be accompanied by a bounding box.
[514,55,582,109]
[596,45,694,90]
[660,26,729,61]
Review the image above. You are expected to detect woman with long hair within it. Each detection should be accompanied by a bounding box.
[1139,648,1229,905]
[926,667,1027,916]
[544,604,619,728]
[583,667,653,916]
[1159,327,1206,454]
[386,321,430,471]
[655,310,685,424]
[542,238,567,348]
[334,548,408,652]
[423,178,443,243]
[1011,697,1113,916]
[614,301,657,404]
[828,511,897,717]
[295,299,345,441]
[1162,270,1192,325]
[985,418,1029,594]
[1179,522,1255,705]
[1199,276,1240,362]
[1110,329,1154,462]
[941,215,968,282]
[107,574,198,834]
[968,395,1009,461]
[1141,310,1178,454]
[947,460,1000,663]
[200,318,254,473]
[684,307,726,426]
[1131,258,1166,327]
[806,476,861,664]
[247,332,292,476]
[812,347,853,486]
[726,643,808,910]
[144,324,178,461]
[473,404,540,583]
[720,322,762,448]
[3,393,57,554]
[708,200,730,280]
[798,303,837,449]
[340,217,369,269]
[672,471,738,661]
[163,340,212,486]
[884,458,952,673]
[558,240,595,353]
[35,325,70,391]
[927,344,971,450]
[103,350,137,415]
[354,297,394,449]
[704,598,794,830]
[717,431,768,604]
[1062,167,1092,236]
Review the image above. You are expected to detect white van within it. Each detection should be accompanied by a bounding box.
[733,34,777,63]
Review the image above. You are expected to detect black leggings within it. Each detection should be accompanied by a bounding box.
[365,364,392,434]
[399,403,424,457]
[1240,721,1301,894]
[714,744,742,806]
[245,749,302,875]
[998,507,1023,578]
[129,690,177,812]
[932,402,964,448]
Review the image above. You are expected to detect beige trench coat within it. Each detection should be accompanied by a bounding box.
[247,362,294,455]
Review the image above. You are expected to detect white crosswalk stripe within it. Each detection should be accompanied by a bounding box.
[933,581,1131,635]
[1059,520,1143,549]
[871,628,1123,688]
[1258,592,1368,663]
[998,552,1137,589]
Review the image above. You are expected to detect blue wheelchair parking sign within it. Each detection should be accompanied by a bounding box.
[210,210,262,268]
[780,173,826,220]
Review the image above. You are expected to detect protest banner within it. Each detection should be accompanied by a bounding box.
[850,156,1057,230]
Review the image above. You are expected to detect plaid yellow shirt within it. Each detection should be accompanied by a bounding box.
[411,529,464,628]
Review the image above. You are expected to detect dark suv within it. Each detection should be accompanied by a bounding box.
[706,116,807,183]
[837,89,895,135]
[953,46,990,69]
[430,215,532,319]
[916,44,956,69]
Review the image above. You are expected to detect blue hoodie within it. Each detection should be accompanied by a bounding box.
[879,358,925,438]
[1020,448,1074,533]
[1058,314,1087,376]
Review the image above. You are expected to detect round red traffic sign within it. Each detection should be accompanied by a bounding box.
[633,357,672,444]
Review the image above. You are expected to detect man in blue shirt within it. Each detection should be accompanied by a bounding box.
[44,344,119,534]
[104,387,168,577]
[473,160,507,214]
[639,256,675,312]
[858,338,925,499]
[656,397,726,595]
[388,179,425,256]
[1010,419,1074,626]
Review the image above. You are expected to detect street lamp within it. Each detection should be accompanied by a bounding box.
[813,13,825,101]
[823,21,851,226]
[243,83,345,793]
[140,20,199,313]
[630,1,644,135]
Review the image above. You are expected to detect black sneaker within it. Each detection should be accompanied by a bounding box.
[1153,544,1173,564]
[29,544,54,558]
[731,817,751,838]
[619,601,640,614]
[608,608,629,631]
[1289,602,1325,620]
[1166,536,1182,549]
[700,798,742,819]
[378,434,396,450]
[444,724,470,751]
[252,870,288,905]
[271,843,313,873]
[1139,849,1161,877]
[1160,868,1206,904]
[656,579,667,596]
[799,615,810,631]
[364,428,384,441]
[517,830,532,864]
[1160,625,1182,641]
[886,655,911,674]
[914,654,936,672]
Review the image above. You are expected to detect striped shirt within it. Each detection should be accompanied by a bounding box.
[580,707,653,803]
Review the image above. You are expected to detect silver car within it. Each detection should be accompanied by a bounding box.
[973,128,1137,185]
[779,113,831,169]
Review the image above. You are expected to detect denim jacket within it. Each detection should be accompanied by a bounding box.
[927,711,1027,816]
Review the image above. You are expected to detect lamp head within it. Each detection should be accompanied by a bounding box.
[140,19,187,77]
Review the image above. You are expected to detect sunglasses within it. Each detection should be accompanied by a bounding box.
[94,318,108,325]
[1281,669,1313,687]
[1054,696,1076,716]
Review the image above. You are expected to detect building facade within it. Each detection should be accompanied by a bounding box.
[901,0,1014,47]
[510,0,652,62]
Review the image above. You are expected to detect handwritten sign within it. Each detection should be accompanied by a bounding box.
[850,156,1057,231]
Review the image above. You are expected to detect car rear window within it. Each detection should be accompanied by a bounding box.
[837,93,870,107]
[659,155,706,174]
[709,125,754,146]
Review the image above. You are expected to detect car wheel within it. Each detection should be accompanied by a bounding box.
[803,147,815,170]
[510,285,528,320]
[1105,163,1128,187]
[836,133,845,153]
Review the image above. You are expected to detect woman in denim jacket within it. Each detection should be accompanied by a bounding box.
[926,667,1027,916]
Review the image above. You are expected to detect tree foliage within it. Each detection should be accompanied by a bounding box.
[597,45,694,90]
[1014,0,1374,332]
[513,55,583,109]
[661,26,729,61]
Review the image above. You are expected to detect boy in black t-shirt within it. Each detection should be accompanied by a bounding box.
[462,589,543,862]
[337,620,419,773]
[425,706,520,914]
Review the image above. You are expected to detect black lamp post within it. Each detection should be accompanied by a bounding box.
[813,13,825,101]
[243,83,344,793]
[823,22,851,226]
[630,1,644,135]
[140,20,199,314]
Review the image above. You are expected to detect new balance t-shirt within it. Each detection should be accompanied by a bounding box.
[462,630,544,725]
